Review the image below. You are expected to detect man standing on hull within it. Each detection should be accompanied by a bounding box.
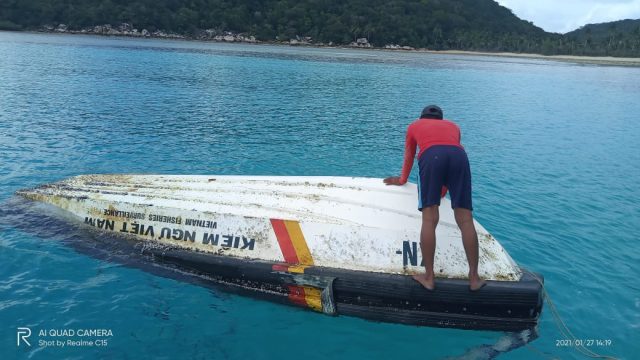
[384,105,486,291]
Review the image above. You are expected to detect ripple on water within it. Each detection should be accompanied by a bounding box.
[1,32,639,359]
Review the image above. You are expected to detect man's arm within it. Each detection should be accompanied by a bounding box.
[399,127,417,184]
[384,125,416,186]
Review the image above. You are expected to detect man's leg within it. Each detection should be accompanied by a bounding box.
[454,208,486,291]
[413,205,439,290]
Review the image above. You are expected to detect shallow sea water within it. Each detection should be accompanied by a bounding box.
[1,32,639,359]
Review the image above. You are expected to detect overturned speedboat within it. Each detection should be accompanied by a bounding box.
[17,175,543,331]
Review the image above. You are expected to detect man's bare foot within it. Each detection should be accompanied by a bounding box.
[412,274,435,290]
[469,278,486,291]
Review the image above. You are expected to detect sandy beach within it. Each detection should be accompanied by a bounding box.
[428,49,640,66]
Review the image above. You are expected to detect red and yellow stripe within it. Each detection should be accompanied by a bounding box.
[286,285,323,311]
[270,218,322,312]
[270,219,314,266]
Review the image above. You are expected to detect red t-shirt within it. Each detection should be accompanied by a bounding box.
[399,118,463,184]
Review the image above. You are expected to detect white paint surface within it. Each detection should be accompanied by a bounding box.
[19,175,522,281]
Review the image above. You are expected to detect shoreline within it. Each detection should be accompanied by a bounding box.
[427,49,640,66]
[8,29,640,67]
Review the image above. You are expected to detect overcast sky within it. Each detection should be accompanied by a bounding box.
[496,0,640,33]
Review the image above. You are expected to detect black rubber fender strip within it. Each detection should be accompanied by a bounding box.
[336,303,538,332]
[307,266,543,308]
[141,246,542,330]
[335,292,539,319]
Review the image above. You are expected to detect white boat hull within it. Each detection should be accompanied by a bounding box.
[18,174,520,280]
[17,175,543,331]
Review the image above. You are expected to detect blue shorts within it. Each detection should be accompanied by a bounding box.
[417,145,473,211]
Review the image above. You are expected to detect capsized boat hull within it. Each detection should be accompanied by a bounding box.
[149,245,543,331]
[17,175,543,331]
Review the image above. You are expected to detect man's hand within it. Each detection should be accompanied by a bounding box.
[383,176,403,186]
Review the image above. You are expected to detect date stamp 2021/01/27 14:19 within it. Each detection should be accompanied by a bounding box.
[556,339,612,347]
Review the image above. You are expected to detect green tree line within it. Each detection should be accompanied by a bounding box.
[1,0,639,57]
[563,19,640,57]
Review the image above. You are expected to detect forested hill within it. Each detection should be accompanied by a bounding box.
[564,19,640,57]
[0,0,548,50]
[1,0,639,57]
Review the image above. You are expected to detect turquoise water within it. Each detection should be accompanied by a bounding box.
[1,31,639,359]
